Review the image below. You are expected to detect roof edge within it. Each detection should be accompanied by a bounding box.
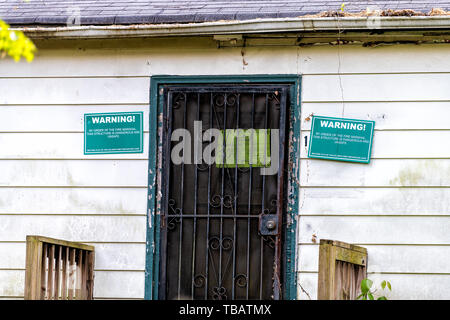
[13,16,450,40]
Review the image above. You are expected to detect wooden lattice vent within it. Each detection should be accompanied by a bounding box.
[24,235,95,300]
[318,239,367,300]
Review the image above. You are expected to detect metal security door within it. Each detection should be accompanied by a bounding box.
[159,85,288,300]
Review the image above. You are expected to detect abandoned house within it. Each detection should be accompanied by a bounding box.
[1,0,450,300]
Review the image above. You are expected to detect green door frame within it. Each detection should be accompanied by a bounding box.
[145,74,301,300]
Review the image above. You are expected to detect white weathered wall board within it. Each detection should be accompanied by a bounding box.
[0,37,449,300]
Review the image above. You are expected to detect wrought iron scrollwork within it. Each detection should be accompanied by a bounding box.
[226,93,238,106]
[168,199,182,215]
[167,199,182,231]
[237,166,250,173]
[167,217,180,231]
[172,93,186,109]
[234,274,248,288]
[209,236,233,251]
[167,217,181,231]
[221,237,233,250]
[262,198,278,215]
[212,286,227,300]
[262,235,276,248]
[209,236,221,250]
[196,163,209,171]
[268,92,281,110]
[193,274,206,288]
[213,93,225,108]
[269,198,278,213]
[210,194,234,209]
[207,236,235,300]
[212,93,238,108]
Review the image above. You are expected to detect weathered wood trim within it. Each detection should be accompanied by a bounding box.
[24,236,43,300]
[317,239,367,300]
[86,251,95,300]
[27,235,95,252]
[24,235,95,300]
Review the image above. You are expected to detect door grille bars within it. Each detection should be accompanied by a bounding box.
[160,86,288,300]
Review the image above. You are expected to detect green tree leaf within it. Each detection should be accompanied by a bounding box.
[356,279,392,300]
[360,278,373,294]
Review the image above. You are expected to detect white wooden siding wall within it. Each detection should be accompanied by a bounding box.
[0,44,152,299]
[0,37,449,299]
[297,44,450,300]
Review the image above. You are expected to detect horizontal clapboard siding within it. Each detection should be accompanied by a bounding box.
[0,37,449,300]
[0,47,152,300]
[3,42,450,78]
[301,102,450,131]
[299,188,450,215]
[0,105,150,132]
[0,241,146,299]
[0,133,149,159]
[298,41,450,300]
[0,215,146,242]
[298,244,450,274]
[299,159,450,187]
[0,78,149,105]
[0,42,300,78]
[301,131,450,158]
[0,160,148,187]
[298,44,450,75]
[0,48,154,77]
[0,242,146,270]
[297,216,450,245]
[297,273,450,300]
[0,188,147,214]
[0,270,145,299]
[302,73,450,102]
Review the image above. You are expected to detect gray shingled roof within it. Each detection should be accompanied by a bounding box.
[1,0,450,26]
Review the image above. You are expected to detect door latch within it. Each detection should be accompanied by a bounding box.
[259,214,279,236]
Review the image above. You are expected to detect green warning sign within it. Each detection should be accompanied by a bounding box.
[84,112,143,155]
[308,115,375,163]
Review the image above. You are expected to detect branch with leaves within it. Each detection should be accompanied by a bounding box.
[357,278,392,300]
[0,19,36,62]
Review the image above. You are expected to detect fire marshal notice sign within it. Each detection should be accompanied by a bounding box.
[308,115,375,163]
[84,112,143,154]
